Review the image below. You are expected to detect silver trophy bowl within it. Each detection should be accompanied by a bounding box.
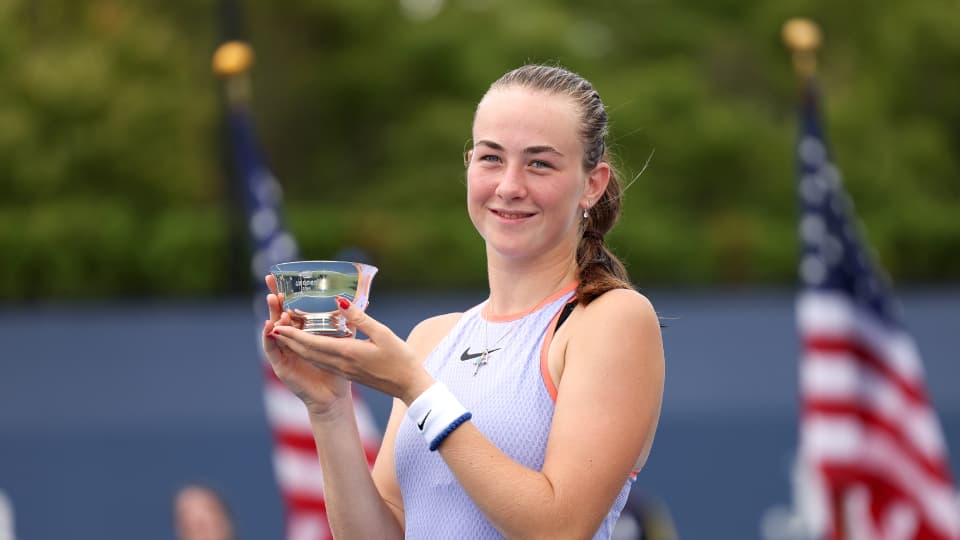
[270,260,378,337]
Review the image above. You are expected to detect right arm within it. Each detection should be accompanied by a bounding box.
[366,312,461,530]
[310,314,458,539]
[262,277,456,538]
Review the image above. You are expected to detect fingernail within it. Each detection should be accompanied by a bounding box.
[336,297,350,310]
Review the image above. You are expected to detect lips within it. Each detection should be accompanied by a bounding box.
[491,209,536,220]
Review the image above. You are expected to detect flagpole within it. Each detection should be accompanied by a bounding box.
[213,39,256,295]
[783,18,846,540]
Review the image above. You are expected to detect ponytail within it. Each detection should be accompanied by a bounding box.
[576,155,632,305]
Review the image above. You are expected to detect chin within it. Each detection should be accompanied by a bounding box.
[489,238,551,261]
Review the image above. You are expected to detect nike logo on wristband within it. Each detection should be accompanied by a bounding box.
[460,347,500,361]
[417,410,431,431]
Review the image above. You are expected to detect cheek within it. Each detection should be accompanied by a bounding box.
[540,183,579,211]
[466,169,492,203]
[465,171,486,225]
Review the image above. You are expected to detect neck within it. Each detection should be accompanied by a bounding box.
[484,247,579,316]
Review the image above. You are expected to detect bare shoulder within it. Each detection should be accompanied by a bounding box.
[578,288,659,331]
[565,288,663,366]
[405,312,463,359]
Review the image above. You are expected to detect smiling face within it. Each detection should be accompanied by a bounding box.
[467,86,609,264]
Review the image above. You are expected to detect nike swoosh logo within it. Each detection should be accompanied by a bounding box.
[417,410,431,431]
[460,347,500,361]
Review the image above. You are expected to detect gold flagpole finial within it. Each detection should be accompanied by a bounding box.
[213,40,254,78]
[782,18,822,78]
[212,41,255,105]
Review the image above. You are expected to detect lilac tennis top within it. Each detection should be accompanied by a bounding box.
[394,283,634,539]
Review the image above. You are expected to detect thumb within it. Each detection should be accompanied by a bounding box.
[336,296,385,340]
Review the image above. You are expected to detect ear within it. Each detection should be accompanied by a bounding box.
[464,149,473,168]
[582,162,610,207]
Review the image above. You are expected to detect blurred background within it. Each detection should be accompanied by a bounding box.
[0,0,958,539]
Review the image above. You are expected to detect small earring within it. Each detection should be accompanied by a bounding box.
[583,208,589,219]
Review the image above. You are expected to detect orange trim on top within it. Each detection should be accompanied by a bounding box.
[484,281,578,323]
[539,303,566,403]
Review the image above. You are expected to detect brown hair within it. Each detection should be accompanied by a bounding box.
[487,64,632,305]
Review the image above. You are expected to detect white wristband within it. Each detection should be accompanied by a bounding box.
[406,382,471,451]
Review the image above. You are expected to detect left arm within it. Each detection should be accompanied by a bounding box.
[433,288,664,538]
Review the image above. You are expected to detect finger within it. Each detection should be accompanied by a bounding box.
[336,297,392,342]
[265,275,285,322]
[281,309,304,329]
[271,326,338,370]
[265,274,279,294]
[267,293,282,322]
[262,320,281,355]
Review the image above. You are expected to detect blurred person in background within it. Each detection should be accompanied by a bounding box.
[613,490,678,540]
[0,489,15,540]
[173,484,234,540]
[263,64,665,539]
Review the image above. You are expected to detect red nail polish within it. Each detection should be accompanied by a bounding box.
[336,297,350,310]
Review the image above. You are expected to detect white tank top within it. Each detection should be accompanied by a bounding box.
[395,283,634,539]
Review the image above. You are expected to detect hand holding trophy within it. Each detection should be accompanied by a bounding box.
[269,260,378,337]
[264,260,429,404]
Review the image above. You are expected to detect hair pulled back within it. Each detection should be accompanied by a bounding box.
[487,64,632,305]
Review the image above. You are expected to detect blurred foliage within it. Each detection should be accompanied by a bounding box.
[1,0,958,300]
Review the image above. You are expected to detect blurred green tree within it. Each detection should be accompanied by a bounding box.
[1,0,957,299]
[0,0,225,298]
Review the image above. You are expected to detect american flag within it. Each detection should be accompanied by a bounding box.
[795,80,959,539]
[227,105,381,540]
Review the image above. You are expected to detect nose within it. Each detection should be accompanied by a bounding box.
[494,163,527,200]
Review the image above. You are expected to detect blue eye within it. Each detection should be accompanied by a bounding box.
[530,160,552,169]
[479,154,501,163]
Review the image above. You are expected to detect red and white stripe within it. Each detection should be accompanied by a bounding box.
[798,291,960,540]
[262,361,381,540]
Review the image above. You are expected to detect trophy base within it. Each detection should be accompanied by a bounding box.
[301,313,352,337]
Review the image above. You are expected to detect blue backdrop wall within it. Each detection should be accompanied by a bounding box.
[1,289,958,539]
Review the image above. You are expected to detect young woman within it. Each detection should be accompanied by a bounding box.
[263,64,665,539]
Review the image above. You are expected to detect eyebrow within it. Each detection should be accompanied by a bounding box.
[475,140,565,157]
